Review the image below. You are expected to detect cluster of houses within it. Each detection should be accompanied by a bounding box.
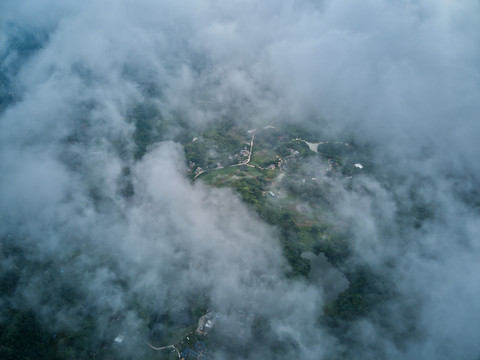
[179,311,219,360]
[188,161,204,175]
[265,155,284,171]
[228,146,250,162]
[180,347,213,360]
[287,148,300,156]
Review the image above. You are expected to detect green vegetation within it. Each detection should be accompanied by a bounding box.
[131,103,169,160]
[185,140,208,168]
[275,140,312,158]
[0,310,52,360]
[135,117,388,340]
[194,123,360,279]
[231,177,265,208]
[316,142,349,164]
[203,128,243,154]
[183,119,250,173]
[324,268,392,323]
[276,123,321,142]
[0,119,385,359]
[200,166,241,185]
[312,232,350,268]
[191,122,390,328]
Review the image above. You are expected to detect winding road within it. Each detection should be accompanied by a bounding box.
[146,341,181,358]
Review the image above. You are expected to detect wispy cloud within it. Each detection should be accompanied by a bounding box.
[1,0,479,359]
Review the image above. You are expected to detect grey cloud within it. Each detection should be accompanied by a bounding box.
[1,0,480,359]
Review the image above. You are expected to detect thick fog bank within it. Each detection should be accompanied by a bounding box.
[1,1,480,359]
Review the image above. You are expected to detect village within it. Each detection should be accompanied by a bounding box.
[142,310,219,360]
[185,122,367,205]
[119,122,370,359]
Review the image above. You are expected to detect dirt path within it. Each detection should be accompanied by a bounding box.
[243,133,255,164]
